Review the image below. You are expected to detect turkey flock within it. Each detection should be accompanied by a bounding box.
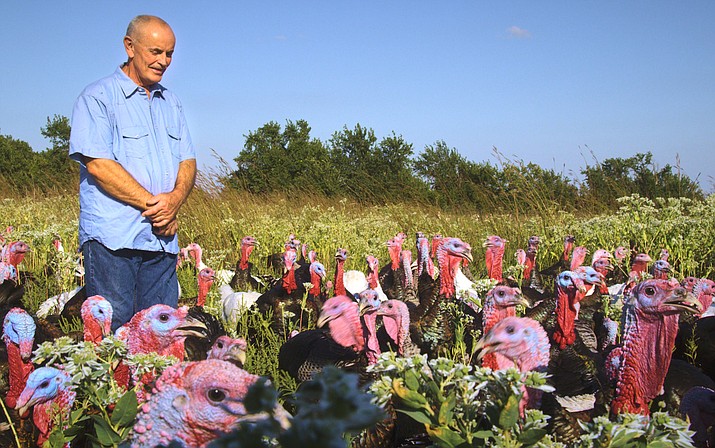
[1,227,715,447]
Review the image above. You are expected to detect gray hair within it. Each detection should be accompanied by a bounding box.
[125,15,170,39]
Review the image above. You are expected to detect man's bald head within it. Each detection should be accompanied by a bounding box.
[121,15,176,89]
[126,15,172,40]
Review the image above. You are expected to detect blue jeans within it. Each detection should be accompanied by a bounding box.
[83,240,178,332]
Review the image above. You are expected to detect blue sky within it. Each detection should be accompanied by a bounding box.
[2,2,714,191]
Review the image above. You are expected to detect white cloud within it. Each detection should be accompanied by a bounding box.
[507,26,531,39]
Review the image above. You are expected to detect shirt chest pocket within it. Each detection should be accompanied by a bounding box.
[166,126,182,160]
[120,126,150,159]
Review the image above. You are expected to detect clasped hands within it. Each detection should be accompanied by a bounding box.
[142,192,181,237]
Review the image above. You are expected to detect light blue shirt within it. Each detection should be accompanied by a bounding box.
[69,66,195,254]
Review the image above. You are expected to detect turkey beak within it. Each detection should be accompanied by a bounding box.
[572,276,587,294]
[521,295,534,308]
[473,337,497,361]
[317,310,338,328]
[102,320,112,338]
[359,302,375,316]
[665,289,702,314]
[225,345,247,367]
[463,251,474,264]
[15,392,41,417]
[174,316,209,338]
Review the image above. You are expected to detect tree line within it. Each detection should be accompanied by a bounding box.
[226,119,703,213]
[0,116,704,213]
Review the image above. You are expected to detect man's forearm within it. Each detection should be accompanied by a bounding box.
[172,159,197,205]
[84,156,153,211]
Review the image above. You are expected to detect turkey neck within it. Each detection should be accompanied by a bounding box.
[438,250,461,299]
[34,387,75,447]
[553,284,578,349]
[197,277,212,307]
[482,298,517,370]
[282,265,297,295]
[524,250,536,281]
[334,258,346,296]
[4,341,34,409]
[486,246,505,282]
[612,306,680,415]
[362,311,380,364]
[309,270,322,297]
[239,244,253,271]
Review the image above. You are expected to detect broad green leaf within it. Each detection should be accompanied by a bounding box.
[404,369,420,391]
[438,391,456,426]
[110,389,138,427]
[498,394,520,429]
[517,428,548,445]
[396,408,435,426]
[392,378,431,411]
[91,415,123,446]
[472,430,495,440]
[46,431,66,448]
[426,425,467,448]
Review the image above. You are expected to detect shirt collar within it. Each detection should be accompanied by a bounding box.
[115,65,166,99]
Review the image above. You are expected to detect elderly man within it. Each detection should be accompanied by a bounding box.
[69,15,196,330]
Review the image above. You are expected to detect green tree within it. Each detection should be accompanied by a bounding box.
[414,140,501,208]
[0,134,40,191]
[230,120,333,194]
[581,152,702,206]
[39,114,78,184]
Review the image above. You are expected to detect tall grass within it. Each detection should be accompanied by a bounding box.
[3,168,715,313]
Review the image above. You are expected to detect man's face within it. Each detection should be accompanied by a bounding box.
[124,23,175,89]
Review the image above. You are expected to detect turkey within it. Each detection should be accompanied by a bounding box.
[410,237,473,357]
[254,250,309,335]
[484,235,507,283]
[185,242,234,286]
[228,235,261,291]
[673,278,715,383]
[265,234,299,275]
[278,295,376,384]
[114,304,208,390]
[479,285,529,370]
[2,307,36,410]
[128,359,270,448]
[475,316,550,413]
[609,278,702,415]
[333,248,350,296]
[15,367,75,447]
[522,235,541,288]
[220,284,261,332]
[206,335,247,368]
[679,386,715,448]
[0,240,30,284]
[183,305,227,362]
[539,235,576,277]
[378,233,408,301]
[80,295,113,344]
[376,299,420,357]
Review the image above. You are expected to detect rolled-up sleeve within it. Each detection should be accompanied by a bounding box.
[69,93,115,165]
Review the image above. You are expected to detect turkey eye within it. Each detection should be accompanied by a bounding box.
[216,341,224,349]
[506,326,515,334]
[159,314,169,322]
[207,389,226,403]
[645,287,655,296]
[497,291,504,297]
[40,380,50,389]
